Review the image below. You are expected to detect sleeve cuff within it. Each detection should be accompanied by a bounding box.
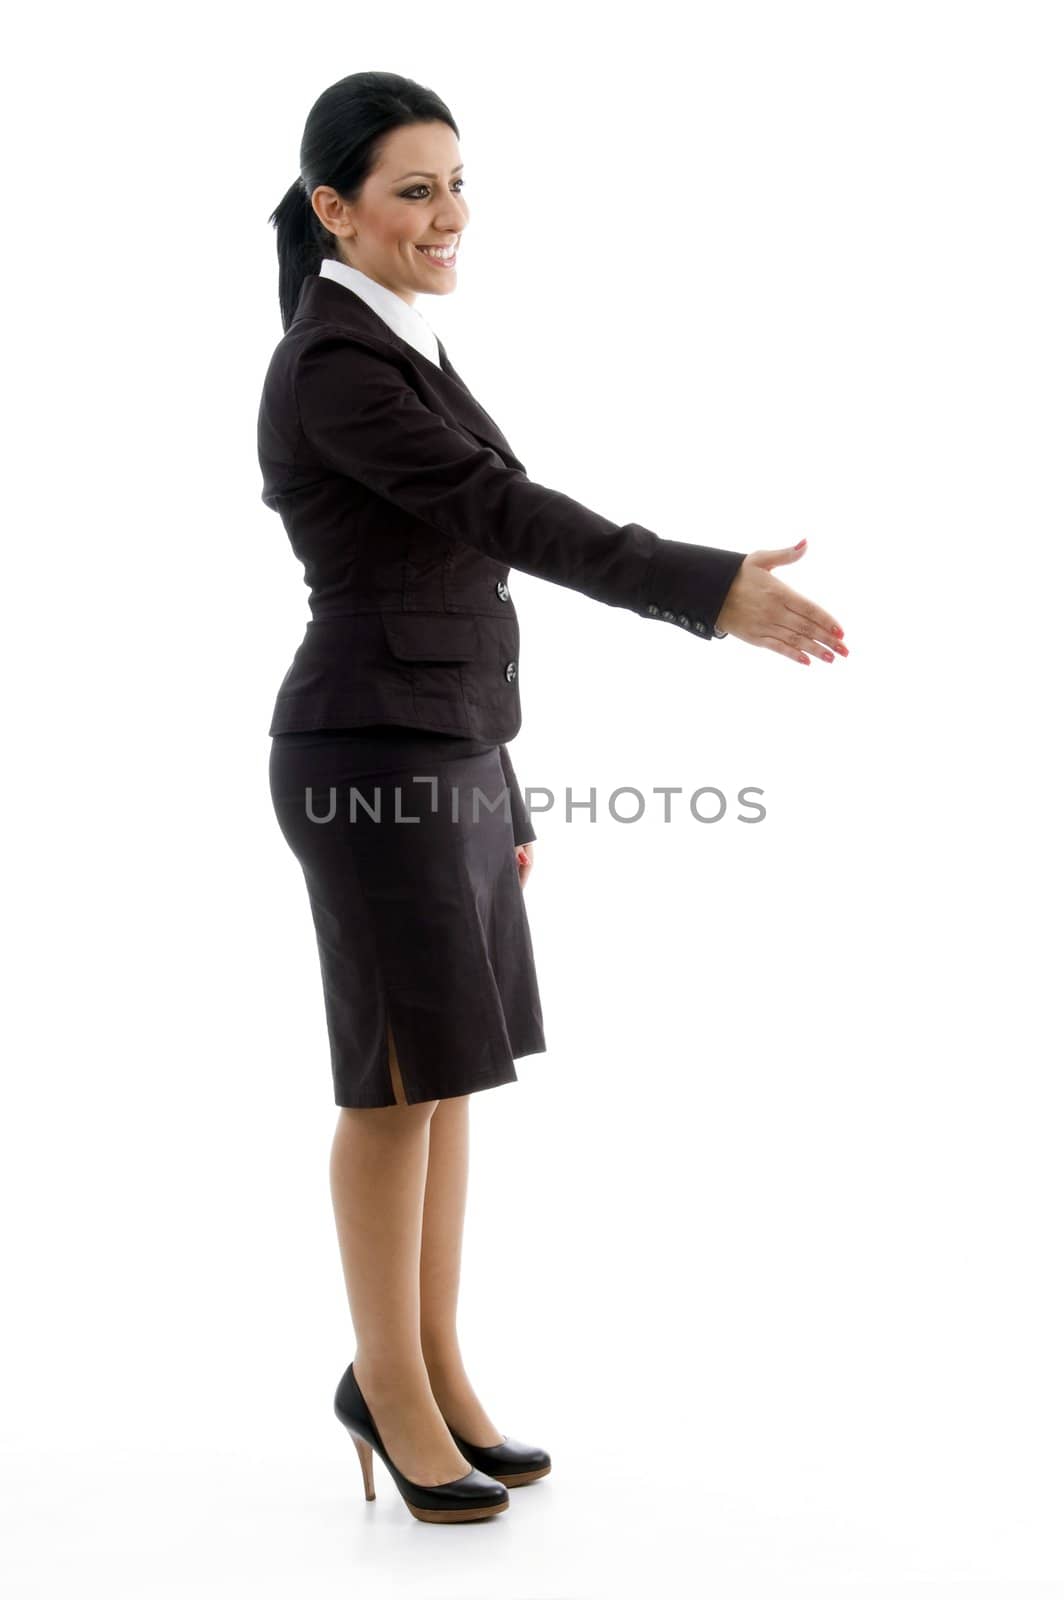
[498,744,535,845]
[638,538,746,638]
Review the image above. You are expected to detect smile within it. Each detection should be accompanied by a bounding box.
[416,241,458,268]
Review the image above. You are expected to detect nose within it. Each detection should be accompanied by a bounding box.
[437,199,468,232]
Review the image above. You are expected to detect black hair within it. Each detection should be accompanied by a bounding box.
[268,71,460,332]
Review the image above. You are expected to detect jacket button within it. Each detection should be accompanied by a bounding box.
[661,608,675,622]
[504,660,518,683]
[677,613,690,627]
[646,602,660,617]
[694,620,707,634]
[496,580,510,602]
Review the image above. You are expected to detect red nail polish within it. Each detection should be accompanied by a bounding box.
[794,538,807,549]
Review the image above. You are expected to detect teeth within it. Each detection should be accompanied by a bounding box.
[418,243,456,258]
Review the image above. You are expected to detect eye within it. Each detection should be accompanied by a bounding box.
[400,178,465,200]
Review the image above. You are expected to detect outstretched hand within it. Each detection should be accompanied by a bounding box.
[716,539,848,666]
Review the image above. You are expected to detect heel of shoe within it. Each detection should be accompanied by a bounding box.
[334,1362,509,1522]
[349,1431,376,1500]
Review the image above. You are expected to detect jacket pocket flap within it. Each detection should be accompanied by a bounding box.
[381,612,479,662]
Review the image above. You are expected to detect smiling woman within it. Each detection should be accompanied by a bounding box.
[271,88,469,326]
[260,65,844,1534]
[262,70,562,1527]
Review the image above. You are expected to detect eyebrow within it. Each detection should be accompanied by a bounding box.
[395,164,465,180]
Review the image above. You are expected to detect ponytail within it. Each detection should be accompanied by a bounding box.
[268,176,326,333]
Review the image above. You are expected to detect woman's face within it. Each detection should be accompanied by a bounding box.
[313,121,469,306]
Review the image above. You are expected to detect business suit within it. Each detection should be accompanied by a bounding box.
[257,271,747,742]
[259,267,746,1107]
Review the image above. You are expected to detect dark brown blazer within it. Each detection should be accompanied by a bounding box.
[257,272,746,742]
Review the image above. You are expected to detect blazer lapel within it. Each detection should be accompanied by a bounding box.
[291,274,525,470]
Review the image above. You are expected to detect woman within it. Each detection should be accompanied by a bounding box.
[260,71,847,1526]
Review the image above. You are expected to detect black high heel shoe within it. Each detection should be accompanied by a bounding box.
[444,1424,551,1487]
[334,1363,510,1523]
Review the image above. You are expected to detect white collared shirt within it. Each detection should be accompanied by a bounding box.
[319,257,441,368]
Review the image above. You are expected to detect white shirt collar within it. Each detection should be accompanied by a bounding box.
[319,257,441,368]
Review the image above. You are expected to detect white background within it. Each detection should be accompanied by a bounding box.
[3,2,1062,1596]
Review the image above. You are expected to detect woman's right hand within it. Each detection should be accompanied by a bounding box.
[716,539,848,666]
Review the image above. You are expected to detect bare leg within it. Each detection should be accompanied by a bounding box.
[329,1021,472,1485]
[419,1092,506,1447]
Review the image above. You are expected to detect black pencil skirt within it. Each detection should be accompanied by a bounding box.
[268,724,546,1107]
